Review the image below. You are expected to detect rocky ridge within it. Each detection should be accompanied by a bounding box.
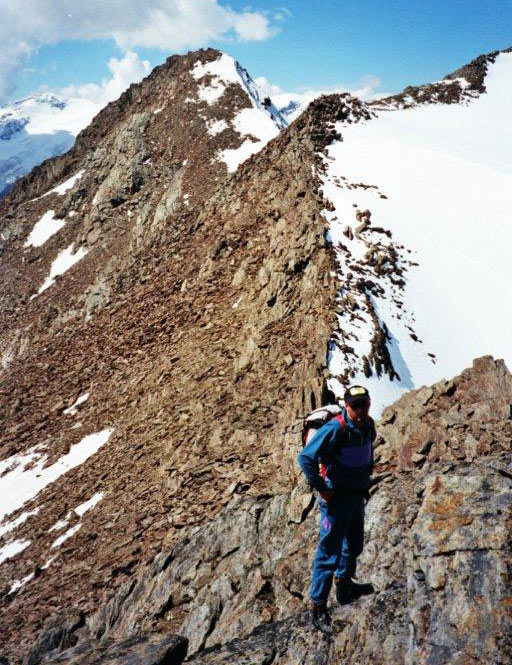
[0,46,510,665]
[0,51,343,661]
[21,355,512,665]
[373,46,512,110]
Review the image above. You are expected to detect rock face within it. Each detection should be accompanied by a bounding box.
[0,45,510,665]
[41,634,187,665]
[20,356,511,665]
[0,51,340,661]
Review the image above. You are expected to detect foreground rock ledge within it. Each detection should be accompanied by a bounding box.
[11,357,512,664]
[41,634,187,665]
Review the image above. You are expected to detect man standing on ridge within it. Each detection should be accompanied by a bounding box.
[298,385,376,635]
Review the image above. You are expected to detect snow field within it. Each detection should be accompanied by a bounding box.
[24,210,65,247]
[324,52,512,415]
[34,242,88,296]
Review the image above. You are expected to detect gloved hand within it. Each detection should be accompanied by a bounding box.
[320,489,334,503]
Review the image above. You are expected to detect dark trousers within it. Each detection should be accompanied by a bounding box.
[309,490,365,605]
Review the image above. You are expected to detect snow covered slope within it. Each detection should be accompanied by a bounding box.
[0,93,100,195]
[323,51,512,415]
[191,53,287,172]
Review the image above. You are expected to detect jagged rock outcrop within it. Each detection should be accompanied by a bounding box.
[40,634,187,665]
[0,54,344,662]
[1,43,510,665]
[21,356,510,665]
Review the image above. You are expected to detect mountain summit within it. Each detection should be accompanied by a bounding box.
[0,47,511,665]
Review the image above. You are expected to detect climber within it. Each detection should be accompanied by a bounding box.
[298,385,376,635]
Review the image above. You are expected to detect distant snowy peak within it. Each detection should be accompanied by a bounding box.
[0,94,66,142]
[0,92,100,138]
[12,93,68,111]
[0,94,70,135]
[191,52,287,129]
[276,98,304,123]
[373,47,512,111]
[0,93,100,195]
[191,52,287,172]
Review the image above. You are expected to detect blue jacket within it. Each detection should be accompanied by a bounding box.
[298,408,376,492]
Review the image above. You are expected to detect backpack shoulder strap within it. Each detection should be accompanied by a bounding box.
[368,416,377,443]
[319,412,346,478]
[334,413,346,428]
[327,412,346,458]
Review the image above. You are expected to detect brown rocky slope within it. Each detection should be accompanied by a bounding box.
[0,55,355,660]
[0,48,510,665]
[24,356,512,665]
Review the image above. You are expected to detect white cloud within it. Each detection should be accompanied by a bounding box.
[0,0,277,101]
[254,74,392,121]
[255,74,388,104]
[61,51,151,105]
[233,12,277,41]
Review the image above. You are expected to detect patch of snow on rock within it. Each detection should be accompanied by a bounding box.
[0,429,113,525]
[51,523,81,549]
[63,392,90,416]
[0,539,31,565]
[42,556,56,570]
[24,210,65,247]
[207,119,229,136]
[48,170,85,196]
[0,508,39,539]
[36,243,88,295]
[192,53,286,172]
[48,515,71,533]
[74,491,103,517]
[192,53,239,104]
[220,107,281,173]
[9,571,35,594]
[48,491,103,536]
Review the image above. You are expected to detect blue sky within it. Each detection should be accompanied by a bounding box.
[7,0,512,103]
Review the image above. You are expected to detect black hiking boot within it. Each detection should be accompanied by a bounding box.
[334,576,352,605]
[349,579,375,599]
[311,603,333,636]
